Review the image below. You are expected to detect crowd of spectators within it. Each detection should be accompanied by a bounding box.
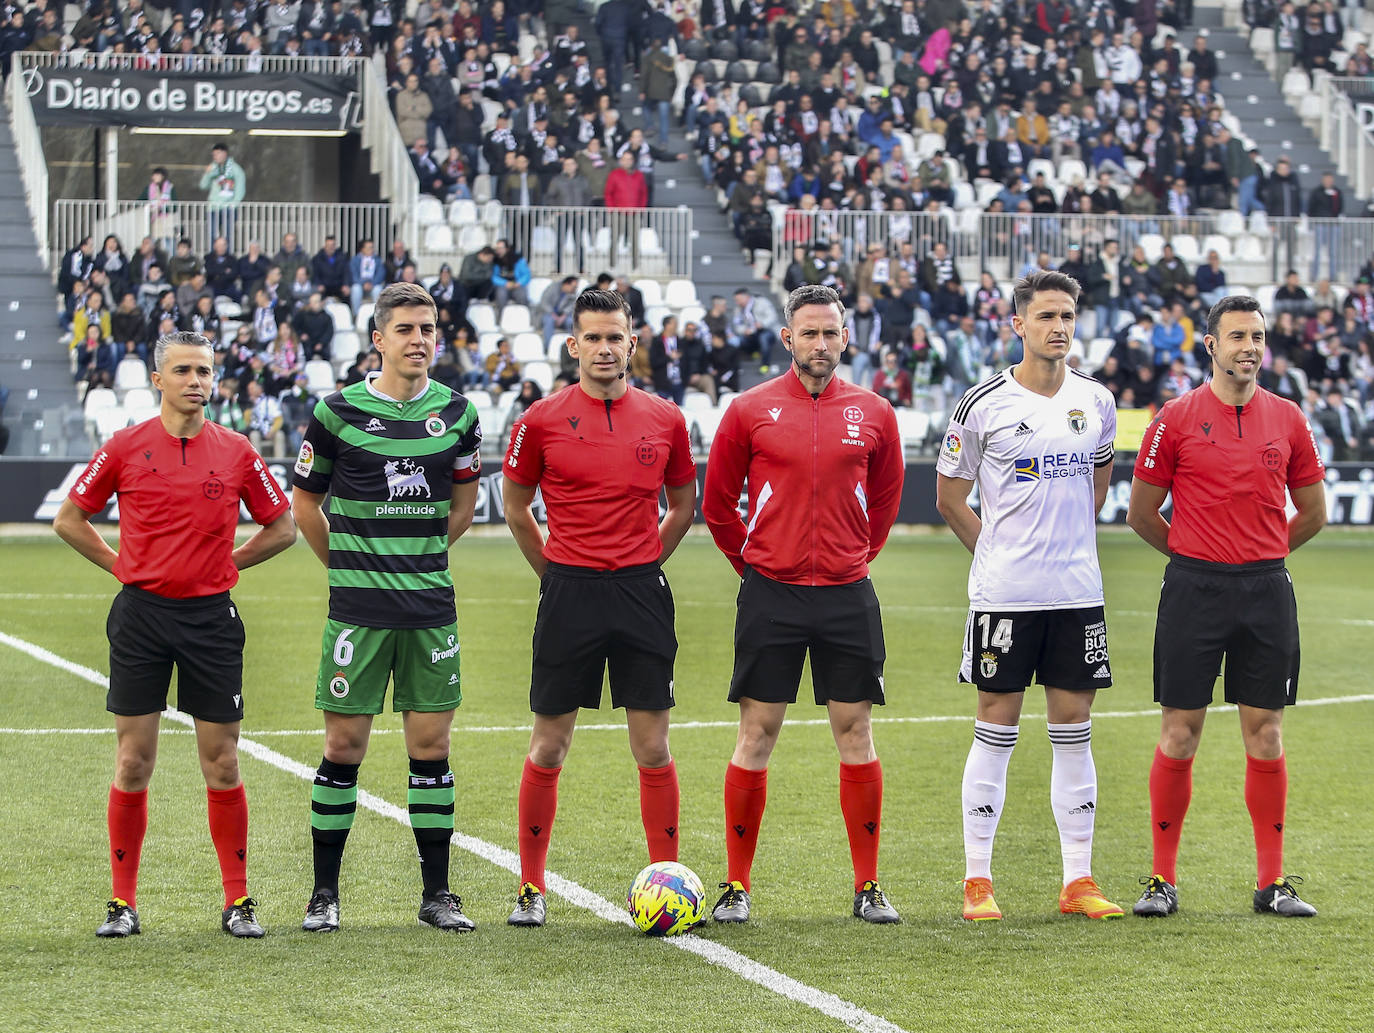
[31,0,1374,462]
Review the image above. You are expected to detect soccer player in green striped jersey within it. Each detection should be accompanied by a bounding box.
[292,282,483,932]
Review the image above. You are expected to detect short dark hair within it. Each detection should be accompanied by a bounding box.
[1013,269,1081,314]
[1205,294,1262,339]
[783,283,844,326]
[573,287,632,330]
[374,281,436,331]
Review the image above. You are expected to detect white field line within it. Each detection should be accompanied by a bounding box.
[0,629,909,1033]
[6,694,1374,738]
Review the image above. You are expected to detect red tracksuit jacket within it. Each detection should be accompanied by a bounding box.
[702,368,905,585]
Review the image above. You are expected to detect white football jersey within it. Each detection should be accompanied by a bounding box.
[937,367,1116,610]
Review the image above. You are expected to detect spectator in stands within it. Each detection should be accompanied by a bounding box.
[269,232,307,286]
[650,313,687,406]
[1152,243,1193,307]
[499,152,543,206]
[110,292,148,363]
[1274,269,1315,318]
[250,287,279,351]
[490,238,531,310]
[166,238,203,287]
[176,271,213,318]
[1318,387,1363,460]
[293,292,335,360]
[459,245,497,302]
[200,142,246,249]
[76,321,120,391]
[1195,250,1229,308]
[485,337,522,395]
[538,276,578,343]
[411,137,456,199]
[184,295,222,343]
[871,349,913,408]
[727,287,780,373]
[310,235,350,304]
[1263,156,1304,217]
[93,235,131,299]
[349,239,382,316]
[204,237,239,301]
[845,293,883,388]
[703,327,739,398]
[1308,171,1343,281]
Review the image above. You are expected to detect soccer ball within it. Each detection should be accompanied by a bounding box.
[627,861,707,936]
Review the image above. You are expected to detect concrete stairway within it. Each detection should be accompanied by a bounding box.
[0,118,80,457]
[1198,5,1357,200]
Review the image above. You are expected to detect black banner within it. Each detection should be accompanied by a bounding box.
[7,459,1374,527]
[24,67,358,131]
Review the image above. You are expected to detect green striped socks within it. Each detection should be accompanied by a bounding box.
[408,757,455,895]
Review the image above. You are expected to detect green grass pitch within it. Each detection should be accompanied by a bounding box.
[2,529,1372,1033]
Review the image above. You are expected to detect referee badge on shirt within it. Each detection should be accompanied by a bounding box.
[1067,409,1087,434]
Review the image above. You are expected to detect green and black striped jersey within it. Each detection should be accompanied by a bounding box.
[293,374,482,629]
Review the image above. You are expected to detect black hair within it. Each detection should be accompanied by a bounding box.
[1012,269,1081,314]
[573,288,632,330]
[1205,294,1262,340]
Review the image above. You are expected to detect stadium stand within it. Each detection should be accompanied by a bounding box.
[9,0,1374,466]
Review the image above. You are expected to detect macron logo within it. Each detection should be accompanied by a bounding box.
[767,407,782,422]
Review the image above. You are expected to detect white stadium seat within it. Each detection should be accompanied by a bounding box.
[417,196,445,227]
[499,304,532,334]
[114,358,149,392]
[305,359,336,394]
[664,279,700,309]
[467,303,497,334]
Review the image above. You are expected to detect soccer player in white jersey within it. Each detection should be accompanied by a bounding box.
[935,269,1123,922]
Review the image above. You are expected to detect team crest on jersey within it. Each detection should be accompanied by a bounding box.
[843,405,865,424]
[329,673,350,698]
[1014,457,1040,482]
[385,458,432,500]
[424,413,446,436]
[295,440,314,477]
[1067,409,1087,434]
[942,431,962,458]
[979,652,999,679]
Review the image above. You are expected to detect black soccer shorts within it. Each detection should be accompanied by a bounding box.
[959,606,1113,692]
[1153,556,1300,711]
[106,586,246,723]
[727,567,886,706]
[529,562,677,715]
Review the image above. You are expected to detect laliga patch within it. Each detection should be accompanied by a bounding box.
[942,431,962,459]
[295,441,315,477]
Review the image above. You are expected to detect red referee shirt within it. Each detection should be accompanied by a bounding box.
[503,385,695,570]
[69,417,290,598]
[702,368,905,585]
[1133,385,1325,563]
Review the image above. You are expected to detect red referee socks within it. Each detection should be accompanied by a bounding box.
[1148,746,1193,885]
[107,785,147,908]
[638,760,680,863]
[518,758,562,894]
[207,783,249,908]
[723,763,768,891]
[1245,753,1288,889]
[839,759,884,891]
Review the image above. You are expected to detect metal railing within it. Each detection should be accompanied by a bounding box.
[1317,77,1374,200]
[7,60,50,266]
[18,50,362,76]
[771,209,1374,289]
[414,204,695,280]
[52,199,394,266]
[361,52,420,261]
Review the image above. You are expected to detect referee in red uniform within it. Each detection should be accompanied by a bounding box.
[501,288,697,927]
[54,331,295,938]
[1126,295,1327,918]
[701,283,905,925]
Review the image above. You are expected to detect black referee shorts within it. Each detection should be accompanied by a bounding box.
[1153,555,1300,711]
[106,586,246,723]
[529,562,677,715]
[728,567,886,706]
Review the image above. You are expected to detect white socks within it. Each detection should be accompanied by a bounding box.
[1048,720,1096,885]
[961,721,1018,880]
